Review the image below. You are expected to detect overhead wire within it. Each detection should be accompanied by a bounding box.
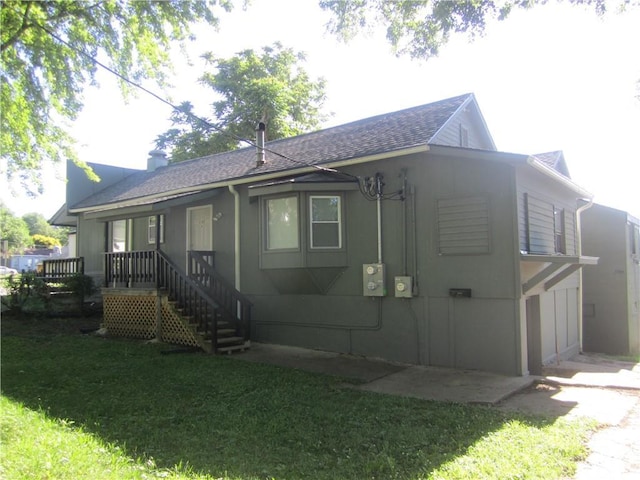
[11,4,409,202]
[12,3,342,174]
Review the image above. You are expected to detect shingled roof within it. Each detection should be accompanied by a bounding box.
[533,151,571,178]
[70,93,474,211]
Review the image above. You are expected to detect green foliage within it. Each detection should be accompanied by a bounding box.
[0,271,49,315]
[31,233,60,248]
[60,273,96,300]
[0,202,32,253]
[155,42,328,162]
[23,212,70,246]
[1,0,233,193]
[319,0,625,60]
[1,323,597,479]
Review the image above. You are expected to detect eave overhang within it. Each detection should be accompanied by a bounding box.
[521,254,599,295]
[427,145,593,199]
[68,144,430,215]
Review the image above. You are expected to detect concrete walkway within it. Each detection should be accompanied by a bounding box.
[234,343,640,479]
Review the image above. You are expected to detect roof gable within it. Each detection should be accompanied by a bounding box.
[70,93,481,212]
[532,151,571,178]
[430,94,496,150]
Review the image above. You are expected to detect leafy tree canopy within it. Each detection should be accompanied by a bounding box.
[0,203,31,253]
[31,233,60,248]
[1,0,233,193]
[22,212,68,245]
[155,42,328,162]
[319,0,634,60]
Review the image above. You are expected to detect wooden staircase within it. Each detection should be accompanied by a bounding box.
[158,250,252,355]
[100,249,252,353]
[164,296,250,354]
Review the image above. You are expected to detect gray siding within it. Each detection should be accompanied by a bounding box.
[516,168,578,255]
[582,204,640,355]
[432,107,494,150]
[525,194,555,254]
[243,151,523,374]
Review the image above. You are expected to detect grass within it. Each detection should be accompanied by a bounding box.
[1,315,597,480]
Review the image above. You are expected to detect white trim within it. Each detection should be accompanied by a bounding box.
[68,145,430,214]
[526,157,593,199]
[309,195,342,249]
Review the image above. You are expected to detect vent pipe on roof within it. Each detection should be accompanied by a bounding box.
[147,149,168,172]
[256,122,266,167]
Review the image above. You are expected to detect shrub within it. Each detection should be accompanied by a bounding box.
[61,273,96,300]
[0,272,50,316]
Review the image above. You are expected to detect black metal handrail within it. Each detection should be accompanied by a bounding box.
[38,257,84,280]
[188,250,252,343]
[156,250,219,349]
[103,250,251,350]
[104,250,156,287]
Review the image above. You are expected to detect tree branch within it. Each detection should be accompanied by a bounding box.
[1,2,33,53]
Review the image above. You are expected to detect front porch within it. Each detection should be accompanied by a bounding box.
[87,250,251,353]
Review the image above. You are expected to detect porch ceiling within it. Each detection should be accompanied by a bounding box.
[520,254,598,295]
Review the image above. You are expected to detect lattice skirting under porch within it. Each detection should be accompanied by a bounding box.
[102,288,200,348]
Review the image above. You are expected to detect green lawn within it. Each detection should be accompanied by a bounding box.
[1,316,596,479]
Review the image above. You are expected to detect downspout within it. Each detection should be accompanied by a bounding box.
[376,173,383,264]
[228,185,241,290]
[576,196,594,352]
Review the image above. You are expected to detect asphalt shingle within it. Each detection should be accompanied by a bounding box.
[71,93,472,210]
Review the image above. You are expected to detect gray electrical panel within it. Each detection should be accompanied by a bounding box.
[363,263,386,296]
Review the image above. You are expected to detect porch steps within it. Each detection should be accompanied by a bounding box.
[165,298,249,355]
[216,340,251,354]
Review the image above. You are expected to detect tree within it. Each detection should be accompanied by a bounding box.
[0,203,32,253]
[319,0,634,60]
[22,212,68,246]
[22,212,54,237]
[31,234,60,249]
[1,0,233,193]
[155,43,328,162]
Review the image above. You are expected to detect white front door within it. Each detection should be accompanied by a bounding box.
[187,205,213,252]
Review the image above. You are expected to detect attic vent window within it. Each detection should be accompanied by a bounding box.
[459,125,469,147]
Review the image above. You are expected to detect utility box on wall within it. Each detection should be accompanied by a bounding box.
[394,276,413,298]
[363,263,386,296]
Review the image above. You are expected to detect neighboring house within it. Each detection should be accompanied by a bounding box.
[582,204,640,356]
[52,93,597,376]
[11,247,62,272]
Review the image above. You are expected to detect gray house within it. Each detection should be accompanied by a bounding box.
[53,93,597,376]
[582,203,640,356]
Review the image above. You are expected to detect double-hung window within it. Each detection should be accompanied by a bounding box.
[310,195,342,249]
[148,215,165,244]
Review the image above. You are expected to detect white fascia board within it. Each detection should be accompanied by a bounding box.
[69,145,430,215]
[526,156,593,199]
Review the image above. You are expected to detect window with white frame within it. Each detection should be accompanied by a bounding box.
[148,215,165,244]
[310,195,342,248]
[112,219,128,252]
[266,196,299,250]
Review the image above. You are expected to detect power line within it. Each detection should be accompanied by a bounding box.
[16,5,338,173]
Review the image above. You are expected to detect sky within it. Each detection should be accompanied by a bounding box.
[2,0,640,219]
